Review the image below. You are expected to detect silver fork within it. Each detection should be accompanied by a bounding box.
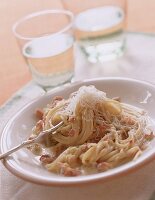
[0,121,64,160]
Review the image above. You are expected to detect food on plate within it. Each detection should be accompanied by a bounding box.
[28,86,155,176]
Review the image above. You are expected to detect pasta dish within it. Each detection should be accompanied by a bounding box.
[29,86,154,176]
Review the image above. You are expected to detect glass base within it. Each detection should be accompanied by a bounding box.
[79,31,126,63]
[30,68,73,89]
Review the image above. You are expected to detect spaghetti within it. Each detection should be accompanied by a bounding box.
[29,86,154,176]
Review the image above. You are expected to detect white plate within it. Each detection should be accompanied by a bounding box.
[1,77,155,186]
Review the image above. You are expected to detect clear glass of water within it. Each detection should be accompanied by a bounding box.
[62,0,126,63]
[13,10,74,89]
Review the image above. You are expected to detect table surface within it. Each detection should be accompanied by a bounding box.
[0,0,155,105]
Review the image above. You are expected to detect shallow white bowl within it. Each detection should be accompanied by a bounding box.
[1,77,155,186]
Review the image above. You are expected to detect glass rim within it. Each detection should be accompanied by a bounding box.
[12,9,74,41]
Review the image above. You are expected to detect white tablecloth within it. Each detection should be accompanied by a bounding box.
[1,33,155,200]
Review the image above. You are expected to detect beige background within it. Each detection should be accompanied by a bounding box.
[0,0,155,105]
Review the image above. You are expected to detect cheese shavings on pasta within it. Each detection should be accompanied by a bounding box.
[29,86,155,176]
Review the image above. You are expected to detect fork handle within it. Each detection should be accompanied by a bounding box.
[0,140,33,160]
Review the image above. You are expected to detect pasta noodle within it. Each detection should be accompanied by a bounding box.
[29,86,155,176]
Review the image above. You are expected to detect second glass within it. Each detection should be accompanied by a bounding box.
[63,0,126,63]
[13,10,74,88]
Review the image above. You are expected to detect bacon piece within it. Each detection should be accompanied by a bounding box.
[144,132,154,140]
[80,144,88,152]
[68,116,76,123]
[60,163,81,176]
[48,96,63,108]
[36,120,44,131]
[121,117,135,125]
[53,96,63,101]
[68,129,76,137]
[40,154,55,165]
[32,120,44,135]
[35,109,43,119]
[98,124,108,133]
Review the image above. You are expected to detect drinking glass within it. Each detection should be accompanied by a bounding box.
[62,0,126,63]
[13,10,74,89]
